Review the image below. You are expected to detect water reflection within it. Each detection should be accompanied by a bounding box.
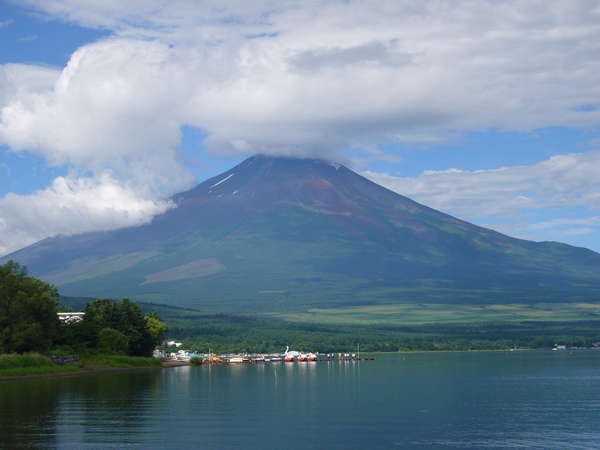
[0,379,61,449]
[0,370,161,449]
[2,353,600,449]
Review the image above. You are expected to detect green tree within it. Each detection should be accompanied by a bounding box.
[0,261,60,353]
[81,298,165,356]
[145,312,168,345]
[98,328,129,354]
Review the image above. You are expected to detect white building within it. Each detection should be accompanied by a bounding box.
[57,312,85,323]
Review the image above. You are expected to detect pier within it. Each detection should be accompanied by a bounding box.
[199,354,375,365]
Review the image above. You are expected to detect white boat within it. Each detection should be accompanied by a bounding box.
[283,346,301,361]
[229,356,248,363]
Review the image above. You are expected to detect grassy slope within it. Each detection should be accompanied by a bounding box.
[13,200,600,312]
[140,300,600,352]
[59,296,600,352]
[267,302,600,326]
[0,353,160,378]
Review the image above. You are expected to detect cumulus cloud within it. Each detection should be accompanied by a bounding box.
[1,40,195,192]
[11,0,600,155]
[0,45,196,254]
[0,174,173,255]
[2,1,600,253]
[364,150,600,241]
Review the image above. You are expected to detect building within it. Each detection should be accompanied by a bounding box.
[57,312,85,323]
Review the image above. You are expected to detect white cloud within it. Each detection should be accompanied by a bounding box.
[561,227,595,236]
[529,217,600,231]
[11,0,600,155]
[2,1,600,253]
[0,174,173,256]
[1,40,195,194]
[364,150,600,243]
[17,35,38,42]
[0,47,195,255]
[365,151,600,217]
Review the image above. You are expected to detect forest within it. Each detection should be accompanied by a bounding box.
[0,261,166,357]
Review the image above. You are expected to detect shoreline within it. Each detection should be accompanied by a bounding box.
[0,365,162,382]
[3,348,590,381]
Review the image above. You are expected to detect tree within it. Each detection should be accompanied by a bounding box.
[145,312,168,345]
[0,261,60,353]
[81,298,166,356]
[98,328,129,354]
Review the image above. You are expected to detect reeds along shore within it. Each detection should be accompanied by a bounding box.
[0,353,161,378]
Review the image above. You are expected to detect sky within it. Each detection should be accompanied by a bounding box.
[1,0,600,256]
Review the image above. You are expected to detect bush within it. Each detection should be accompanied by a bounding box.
[0,261,59,353]
[0,353,53,369]
[98,328,129,354]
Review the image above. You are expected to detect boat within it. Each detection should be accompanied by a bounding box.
[228,356,248,363]
[283,346,301,362]
[307,353,318,361]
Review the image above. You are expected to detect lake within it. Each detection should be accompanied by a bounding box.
[1,351,600,449]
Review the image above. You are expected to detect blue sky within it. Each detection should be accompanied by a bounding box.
[1,0,600,255]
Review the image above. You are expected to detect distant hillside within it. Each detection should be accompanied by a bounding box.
[5,155,600,311]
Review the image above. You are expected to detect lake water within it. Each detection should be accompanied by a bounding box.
[1,351,600,449]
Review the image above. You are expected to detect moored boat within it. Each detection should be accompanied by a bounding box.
[229,356,249,363]
[283,346,301,362]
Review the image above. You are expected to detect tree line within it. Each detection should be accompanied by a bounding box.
[0,261,166,356]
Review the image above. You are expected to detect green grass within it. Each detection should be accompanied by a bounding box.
[0,353,53,370]
[266,302,600,326]
[0,353,80,377]
[0,353,160,378]
[79,354,161,369]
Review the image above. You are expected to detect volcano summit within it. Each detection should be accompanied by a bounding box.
[4,155,600,311]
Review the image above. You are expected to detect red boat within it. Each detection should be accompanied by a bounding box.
[283,346,301,362]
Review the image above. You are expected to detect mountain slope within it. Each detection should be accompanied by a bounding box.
[4,155,600,311]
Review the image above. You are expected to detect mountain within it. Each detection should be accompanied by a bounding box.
[4,155,600,311]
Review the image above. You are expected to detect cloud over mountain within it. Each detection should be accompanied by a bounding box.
[7,0,600,157]
[364,150,600,242]
[1,0,600,254]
